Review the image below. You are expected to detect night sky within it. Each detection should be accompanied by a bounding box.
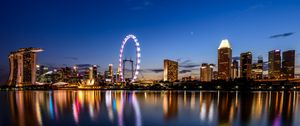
[1,0,300,83]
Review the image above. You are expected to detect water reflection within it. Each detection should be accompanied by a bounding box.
[0,90,300,126]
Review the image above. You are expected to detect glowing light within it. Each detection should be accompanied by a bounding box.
[118,34,141,83]
[137,53,141,58]
[218,39,231,49]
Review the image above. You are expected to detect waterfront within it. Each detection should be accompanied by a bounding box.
[0,90,299,126]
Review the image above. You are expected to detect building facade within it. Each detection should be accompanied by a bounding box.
[164,59,178,82]
[252,57,263,79]
[240,52,252,79]
[231,60,239,79]
[282,50,295,79]
[268,50,281,79]
[218,39,232,80]
[8,48,43,86]
[200,63,214,82]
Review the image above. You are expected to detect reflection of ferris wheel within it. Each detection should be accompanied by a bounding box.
[118,34,141,83]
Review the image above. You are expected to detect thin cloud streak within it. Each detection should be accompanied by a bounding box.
[270,32,295,39]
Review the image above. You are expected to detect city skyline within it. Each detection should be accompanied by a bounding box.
[1,0,300,83]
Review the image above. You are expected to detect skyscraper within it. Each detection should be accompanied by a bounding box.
[200,63,214,82]
[164,59,178,82]
[218,39,232,80]
[108,64,113,82]
[240,52,252,79]
[282,50,295,79]
[268,50,281,79]
[252,57,263,79]
[92,65,98,79]
[231,60,239,79]
[8,48,43,86]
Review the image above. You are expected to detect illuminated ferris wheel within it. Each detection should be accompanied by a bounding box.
[118,34,141,83]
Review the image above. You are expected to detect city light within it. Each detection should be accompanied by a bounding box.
[118,34,141,83]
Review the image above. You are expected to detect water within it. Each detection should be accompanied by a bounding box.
[0,90,299,126]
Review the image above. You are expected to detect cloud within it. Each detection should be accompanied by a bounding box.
[180,59,191,65]
[179,59,200,68]
[147,69,164,73]
[64,57,79,60]
[180,64,200,68]
[179,70,191,74]
[270,32,295,39]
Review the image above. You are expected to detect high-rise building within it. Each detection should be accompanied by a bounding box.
[268,50,281,79]
[108,64,113,82]
[240,52,252,79]
[75,64,93,79]
[218,39,232,80]
[200,63,214,82]
[231,60,239,79]
[164,59,178,82]
[282,50,295,79]
[92,65,98,79]
[8,48,43,86]
[252,57,263,79]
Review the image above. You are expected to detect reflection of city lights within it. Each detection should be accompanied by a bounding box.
[73,103,79,124]
[208,102,214,122]
[49,94,54,119]
[132,93,142,126]
[106,91,114,122]
[6,90,300,125]
[200,103,206,121]
[36,101,43,125]
[89,104,94,120]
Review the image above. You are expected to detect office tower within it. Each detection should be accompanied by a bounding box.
[218,39,232,80]
[163,59,178,82]
[8,48,43,86]
[92,65,98,79]
[231,60,239,79]
[282,50,295,79]
[88,67,93,80]
[252,57,263,79]
[108,64,114,82]
[200,63,214,82]
[109,64,113,77]
[240,52,252,79]
[116,67,120,82]
[268,50,281,79]
[75,64,93,79]
[85,67,95,85]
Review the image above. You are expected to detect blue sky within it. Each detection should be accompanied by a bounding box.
[0,0,300,81]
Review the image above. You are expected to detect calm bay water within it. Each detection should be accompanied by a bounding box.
[0,90,299,126]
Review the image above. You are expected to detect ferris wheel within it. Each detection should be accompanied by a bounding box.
[118,34,141,83]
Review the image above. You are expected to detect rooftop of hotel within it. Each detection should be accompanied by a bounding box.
[218,39,232,49]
